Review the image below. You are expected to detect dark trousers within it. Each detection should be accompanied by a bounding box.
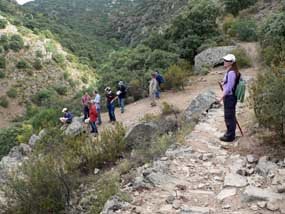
[83,106,89,120]
[89,121,98,133]
[107,103,116,122]
[224,95,237,139]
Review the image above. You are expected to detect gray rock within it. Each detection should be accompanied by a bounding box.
[247,155,257,163]
[277,185,285,193]
[217,188,237,201]
[124,122,159,150]
[166,195,175,204]
[28,134,40,147]
[38,129,47,139]
[183,90,217,124]
[194,46,236,73]
[224,173,248,188]
[257,201,267,208]
[181,206,210,214]
[166,146,193,158]
[19,144,32,156]
[242,186,284,202]
[64,117,84,137]
[266,200,279,211]
[101,196,129,214]
[256,156,278,176]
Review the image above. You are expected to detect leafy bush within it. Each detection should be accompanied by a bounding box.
[0,56,6,68]
[16,124,33,144]
[0,95,9,108]
[0,19,7,29]
[6,154,74,214]
[30,108,60,130]
[53,84,68,96]
[224,0,257,16]
[6,87,17,98]
[9,34,24,52]
[260,12,285,66]
[53,53,65,65]
[251,67,285,141]
[228,19,257,41]
[31,89,56,106]
[164,65,188,90]
[0,126,20,159]
[232,48,252,68]
[0,71,5,78]
[161,102,180,116]
[16,59,29,69]
[33,58,42,70]
[128,79,144,101]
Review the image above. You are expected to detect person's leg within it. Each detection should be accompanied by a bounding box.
[222,96,237,141]
[83,106,89,120]
[156,86,160,98]
[120,98,125,113]
[110,103,116,121]
[97,108,102,125]
[89,121,95,133]
[107,104,112,122]
[150,93,156,106]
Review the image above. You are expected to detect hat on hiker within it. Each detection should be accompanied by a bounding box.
[223,54,236,62]
[118,81,123,85]
[105,87,111,92]
[62,108,68,113]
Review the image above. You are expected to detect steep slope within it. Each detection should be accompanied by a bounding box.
[0,15,95,128]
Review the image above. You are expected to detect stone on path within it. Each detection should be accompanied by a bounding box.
[256,156,278,176]
[242,186,284,202]
[181,206,210,214]
[217,188,237,201]
[224,173,248,188]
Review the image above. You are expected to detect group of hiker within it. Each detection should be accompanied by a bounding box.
[59,54,243,143]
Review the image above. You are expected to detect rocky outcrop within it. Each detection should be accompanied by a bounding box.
[101,196,129,214]
[183,90,217,124]
[194,46,236,73]
[64,117,84,137]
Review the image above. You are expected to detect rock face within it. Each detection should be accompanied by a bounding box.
[194,46,236,73]
[64,117,84,137]
[242,186,284,202]
[124,116,177,150]
[183,90,217,124]
[101,196,129,214]
[256,156,278,176]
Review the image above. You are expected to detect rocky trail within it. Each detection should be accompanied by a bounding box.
[100,43,285,214]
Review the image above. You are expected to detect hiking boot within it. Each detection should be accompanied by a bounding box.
[219,135,235,142]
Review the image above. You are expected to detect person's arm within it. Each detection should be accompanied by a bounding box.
[110,95,118,103]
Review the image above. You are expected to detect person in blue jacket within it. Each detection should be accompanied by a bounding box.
[59,108,73,124]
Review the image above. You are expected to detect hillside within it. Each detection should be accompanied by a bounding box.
[0,15,95,128]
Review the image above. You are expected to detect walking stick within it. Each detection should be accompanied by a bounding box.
[218,82,244,136]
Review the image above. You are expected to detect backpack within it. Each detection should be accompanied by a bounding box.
[226,71,246,103]
[156,74,165,84]
[235,78,246,103]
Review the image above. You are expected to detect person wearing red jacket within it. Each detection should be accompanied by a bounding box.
[88,101,98,134]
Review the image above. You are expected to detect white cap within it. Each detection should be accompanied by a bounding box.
[118,81,123,85]
[223,54,236,62]
[116,90,121,96]
[62,108,68,113]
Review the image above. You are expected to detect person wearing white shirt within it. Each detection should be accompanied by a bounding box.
[93,90,102,125]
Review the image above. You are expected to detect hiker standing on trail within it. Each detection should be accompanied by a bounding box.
[105,87,117,123]
[219,54,241,142]
[117,81,127,113]
[88,101,98,134]
[82,91,91,121]
[59,108,73,124]
[93,90,102,125]
[155,71,164,99]
[149,73,158,107]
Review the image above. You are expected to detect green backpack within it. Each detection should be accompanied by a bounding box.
[235,78,246,103]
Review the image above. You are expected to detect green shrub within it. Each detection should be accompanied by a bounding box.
[30,108,60,130]
[53,84,68,96]
[35,50,43,58]
[33,58,42,70]
[6,88,17,98]
[0,71,5,78]
[53,53,65,65]
[0,56,6,68]
[229,19,257,41]
[232,48,252,68]
[0,19,7,29]
[128,79,144,101]
[6,154,74,214]
[164,65,188,90]
[0,126,20,159]
[224,0,257,16]
[16,59,29,69]
[161,102,180,116]
[251,67,285,141]
[260,12,285,66]
[16,124,33,144]
[9,34,24,52]
[31,89,56,106]
[0,96,9,108]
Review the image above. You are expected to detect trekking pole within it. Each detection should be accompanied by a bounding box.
[218,82,244,136]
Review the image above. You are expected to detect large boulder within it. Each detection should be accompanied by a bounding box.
[183,90,217,124]
[124,122,159,150]
[64,117,84,137]
[194,46,236,73]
